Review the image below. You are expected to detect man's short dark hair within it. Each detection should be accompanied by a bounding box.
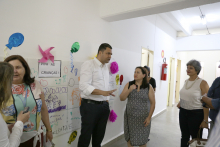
[97,43,112,54]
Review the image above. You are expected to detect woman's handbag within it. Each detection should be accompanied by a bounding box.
[188,128,209,147]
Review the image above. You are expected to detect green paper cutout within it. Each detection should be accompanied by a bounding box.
[71,42,80,53]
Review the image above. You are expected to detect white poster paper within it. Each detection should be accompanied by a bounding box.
[39,60,61,78]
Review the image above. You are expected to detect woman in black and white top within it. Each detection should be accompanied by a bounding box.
[143,66,156,92]
[0,62,30,147]
[177,60,209,147]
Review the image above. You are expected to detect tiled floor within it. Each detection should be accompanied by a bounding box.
[105,106,209,147]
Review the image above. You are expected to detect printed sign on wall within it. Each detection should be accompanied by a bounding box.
[38,60,61,78]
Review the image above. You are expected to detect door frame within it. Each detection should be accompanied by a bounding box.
[167,57,175,107]
[175,59,181,103]
[141,47,154,76]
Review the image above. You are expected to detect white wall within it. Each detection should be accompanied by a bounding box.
[147,15,177,108]
[0,1,177,146]
[176,34,220,51]
[176,33,220,94]
[177,50,220,92]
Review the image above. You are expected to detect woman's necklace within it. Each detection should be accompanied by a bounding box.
[185,77,199,90]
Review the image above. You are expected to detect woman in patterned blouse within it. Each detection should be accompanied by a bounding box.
[2,55,53,147]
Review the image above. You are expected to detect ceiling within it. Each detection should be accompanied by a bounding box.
[159,2,220,34]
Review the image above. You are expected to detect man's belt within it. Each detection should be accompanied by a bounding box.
[82,98,108,104]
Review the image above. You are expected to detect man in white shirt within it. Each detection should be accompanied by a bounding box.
[78,43,116,147]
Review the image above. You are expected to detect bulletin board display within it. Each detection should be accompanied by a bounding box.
[27,58,82,138]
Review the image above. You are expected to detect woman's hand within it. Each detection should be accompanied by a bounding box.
[8,124,15,133]
[177,102,180,109]
[17,111,30,124]
[200,121,208,128]
[46,131,53,142]
[144,117,151,127]
[129,84,136,92]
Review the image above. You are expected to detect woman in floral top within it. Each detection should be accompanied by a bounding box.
[1,55,53,147]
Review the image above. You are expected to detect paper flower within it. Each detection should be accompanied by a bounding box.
[110,61,119,74]
[109,110,117,122]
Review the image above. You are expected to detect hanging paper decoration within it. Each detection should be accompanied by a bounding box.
[68,131,77,144]
[6,33,24,49]
[115,74,120,96]
[70,52,74,73]
[71,42,80,53]
[109,110,117,122]
[4,33,24,59]
[70,42,80,73]
[110,61,119,74]
[120,75,124,85]
[38,45,54,63]
[119,75,124,94]
[91,54,97,59]
[115,74,119,85]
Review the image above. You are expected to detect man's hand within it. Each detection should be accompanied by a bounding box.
[201,96,215,109]
[102,89,117,96]
[200,93,207,103]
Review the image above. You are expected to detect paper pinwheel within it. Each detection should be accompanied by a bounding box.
[38,45,54,63]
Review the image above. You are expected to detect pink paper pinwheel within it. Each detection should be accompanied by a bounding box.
[38,45,54,63]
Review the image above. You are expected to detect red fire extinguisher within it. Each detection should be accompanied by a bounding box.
[161,58,168,81]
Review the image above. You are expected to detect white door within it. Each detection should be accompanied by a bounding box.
[141,49,149,67]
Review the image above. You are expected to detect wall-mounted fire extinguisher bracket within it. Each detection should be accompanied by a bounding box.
[161,58,168,81]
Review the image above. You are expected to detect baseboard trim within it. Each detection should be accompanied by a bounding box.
[102,132,124,147]
[101,108,167,147]
[152,108,167,120]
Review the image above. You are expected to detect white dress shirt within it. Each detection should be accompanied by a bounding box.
[79,58,109,101]
[0,113,24,147]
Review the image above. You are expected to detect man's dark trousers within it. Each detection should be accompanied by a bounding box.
[78,100,110,147]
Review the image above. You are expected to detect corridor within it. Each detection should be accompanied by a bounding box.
[105,107,209,147]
